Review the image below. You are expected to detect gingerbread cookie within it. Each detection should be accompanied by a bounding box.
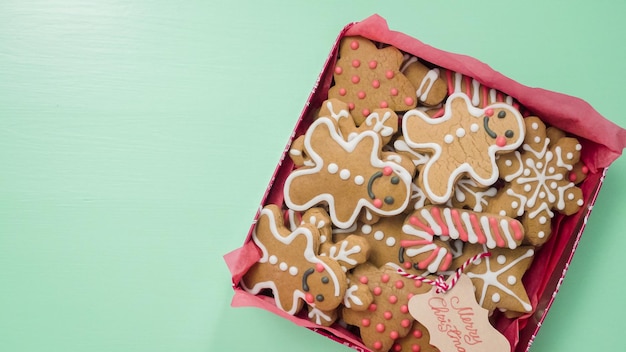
[342,263,433,351]
[401,57,447,107]
[284,117,414,229]
[328,36,417,125]
[289,99,400,168]
[241,205,348,315]
[486,116,585,246]
[450,243,535,314]
[449,178,497,212]
[389,320,439,352]
[402,92,525,204]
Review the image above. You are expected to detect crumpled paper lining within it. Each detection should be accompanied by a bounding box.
[224,14,626,352]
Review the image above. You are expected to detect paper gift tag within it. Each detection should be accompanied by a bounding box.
[408,274,510,352]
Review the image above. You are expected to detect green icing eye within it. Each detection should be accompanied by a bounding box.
[321,276,329,284]
[316,294,324,302]
[498,111,506,118]
[384,196,394,205]
[505,130,514,138]
[391,176,399,184]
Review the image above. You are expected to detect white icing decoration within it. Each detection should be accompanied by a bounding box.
[444,134,454,144]
[492,293,501,303]
[415,68,440,102]
[290,149,302,156]
[343,284,364,308]
[328,240,361,266]
[453,179,497,212]
[456,128,466,138]
[289,266,298,276]
[328,163,338,174]
[393,139,430,167]
[470,123,479,132]
[364,110,394,137]
[507,275,516,285]
[269,255,278,264]
[308,307,332,325]
[361,224,372,234]
[374,230,384,241]
[386,237,396,247]
[354,175,364,185]
[340,169,350,180]
[497,255,506,264]
[531,122,539,130]
[534,136,541,143]
[538,231,545,238]
[279,262,288,271]
[505,159,512,167]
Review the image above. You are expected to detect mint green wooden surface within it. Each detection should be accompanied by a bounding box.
[1,1,625,351]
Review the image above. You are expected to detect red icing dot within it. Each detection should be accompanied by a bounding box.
[582,165,589,174]
[388,295,398,304]
[372,79,380,88]
[352,59,361,68]
[569,172,577,182]
[305,293,314,303]
[484,108,494,117]
[376,323,386,333]
[403,262,412,269]
[395,280,404,289]
[369,60,378,69]
[362,318,371,327]
[368,303,377,312]
[496,135,507,147]
[401,319,411,328]
[334,66,343,75]
[404,97,414,106]
[315,263,325,272]
[362,108,370,117]
[381,274,390,283]
[348,102,355,110]
[400,304,409,314]
[350,40,359,50]
[393,344,402,352]
[383,166,393,176]
[357,91,366,99]
[338,88,347,96]
[384,311,393,320]
[373,286,382,296]
[385,70,394,79]
[351,75,360,84]
[373,341,383,350]
[414,280,422,288]
[407,293,414,300]
[413,329,422,338]
[380,101,388,108]
[373,199,383,208]
[359,276,369,284]
[390,330,399,339]
[390,88,399,96]
[412,344,420,352]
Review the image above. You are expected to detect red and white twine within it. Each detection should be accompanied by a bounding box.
[396,252,491,293]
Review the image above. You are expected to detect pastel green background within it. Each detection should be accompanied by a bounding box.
[1,1,625,351]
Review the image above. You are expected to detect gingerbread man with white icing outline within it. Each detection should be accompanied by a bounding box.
[402,92,525,204]
[284,117,413,229]
[241,205,348,315]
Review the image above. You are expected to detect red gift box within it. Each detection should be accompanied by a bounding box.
[225,14,626,352]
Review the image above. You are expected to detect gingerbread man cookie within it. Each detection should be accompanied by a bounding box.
[486,116,585,246]
[389,320,439,352]
[328,36,417,125]
[241,205,348,315]
[284,117,413,229]
[402,92,525,204]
